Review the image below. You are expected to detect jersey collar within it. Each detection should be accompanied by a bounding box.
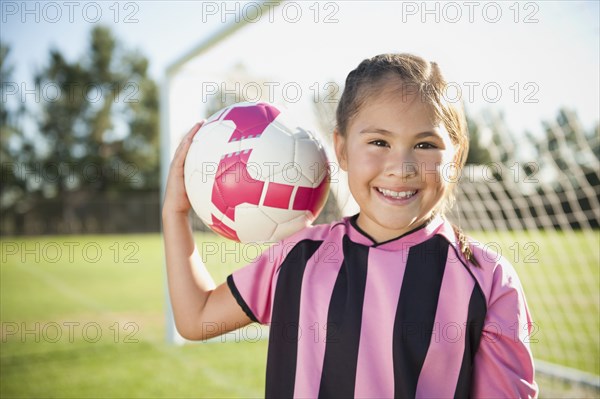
[345,213,457,251]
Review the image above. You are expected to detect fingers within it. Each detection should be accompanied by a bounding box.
[184,121,204,142]
[173,121,205,161]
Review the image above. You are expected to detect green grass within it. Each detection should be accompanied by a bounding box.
[1,231,598,398]
[1,234,266,398]
[473,229,600,375]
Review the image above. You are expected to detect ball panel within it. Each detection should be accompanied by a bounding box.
[185,169,213,224]
[245,122,296,182]
[207,121,239,155]
[210,214,240,242]
[223,102,280,142]
[270,212,312,242]
[294,135,330,186]
[292,176,330,218]
[235,204,278,243]
[190,121,239,171]
[236,205,310,242]
[263,181,294,209]
[260,206,308,225]
[270,110,303,136]
[265,168,312,189]
[212,150,264,221]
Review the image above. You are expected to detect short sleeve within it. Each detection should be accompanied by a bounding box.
[226,241,286,325]
[471,257,539,398]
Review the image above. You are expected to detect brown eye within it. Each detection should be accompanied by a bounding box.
[415,142,437,149]
[369,140,389,147]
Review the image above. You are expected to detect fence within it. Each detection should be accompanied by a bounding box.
[0,191,161,236]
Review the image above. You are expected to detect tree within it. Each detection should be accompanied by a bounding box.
[465,113,492,165]
[2,27,160,234]
[33,26,159,195]
[1,42,34,218]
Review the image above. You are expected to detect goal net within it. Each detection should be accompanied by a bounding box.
[450,108,599,394]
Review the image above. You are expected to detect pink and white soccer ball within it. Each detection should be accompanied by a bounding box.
[184,102,330,243]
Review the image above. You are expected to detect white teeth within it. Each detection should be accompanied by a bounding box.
[377,188,417,199]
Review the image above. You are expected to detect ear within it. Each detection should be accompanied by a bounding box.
[446,162,460,183]
[333,129,348,171]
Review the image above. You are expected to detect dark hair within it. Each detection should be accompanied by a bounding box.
[335,53,480,267]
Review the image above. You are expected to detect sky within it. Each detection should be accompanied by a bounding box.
[2,0,599,144]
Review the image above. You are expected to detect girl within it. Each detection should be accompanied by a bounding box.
[163,53,538,398]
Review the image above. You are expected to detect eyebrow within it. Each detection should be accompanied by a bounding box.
[359,128,443,139]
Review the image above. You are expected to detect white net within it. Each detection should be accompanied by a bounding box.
[448,109,600,393]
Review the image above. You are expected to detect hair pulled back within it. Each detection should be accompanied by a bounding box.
[335,53,479,267]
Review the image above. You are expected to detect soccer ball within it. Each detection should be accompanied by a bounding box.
[184,102,330,243]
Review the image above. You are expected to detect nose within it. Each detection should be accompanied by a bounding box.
[384,149,417,179]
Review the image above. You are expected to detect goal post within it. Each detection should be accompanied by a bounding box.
[159,1,288,345]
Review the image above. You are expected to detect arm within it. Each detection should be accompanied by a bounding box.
[162,123,252,340]
[471,259,539,398]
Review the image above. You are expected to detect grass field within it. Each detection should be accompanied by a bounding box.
[474,229,600,376]
[1,231,598,398]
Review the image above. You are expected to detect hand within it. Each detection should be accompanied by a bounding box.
[162,122,204,216]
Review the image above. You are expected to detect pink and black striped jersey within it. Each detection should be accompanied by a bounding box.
[227,215,538,398]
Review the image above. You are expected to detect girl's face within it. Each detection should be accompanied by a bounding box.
[334,92,457,243]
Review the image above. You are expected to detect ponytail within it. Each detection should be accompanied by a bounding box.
[452,224,481,268]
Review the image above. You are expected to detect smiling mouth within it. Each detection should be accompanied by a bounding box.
[376,187,418,199]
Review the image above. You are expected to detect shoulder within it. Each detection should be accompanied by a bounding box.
[434,220,525,307]
[463,235,527,307]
